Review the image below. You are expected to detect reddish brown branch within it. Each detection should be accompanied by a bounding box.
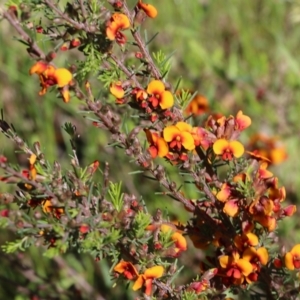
[2,9,46,59]
[122,2,162,80]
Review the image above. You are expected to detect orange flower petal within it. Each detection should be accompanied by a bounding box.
[114,261,139,279]
[269,147,287,164]
[144,266,164,279]
[132,275,144,291]
[61,87,70,103]
[223,200,239,217]
[156,137,169,157]
[29,154,37,165]
[219,255,232,268]
[147,80,165,94]
[213,139,228,155]
[160,90,174,109]
[229,141,244,158]
[163,125,180,142]
[235,111,251,131]
[29,61,48,75]
[175,122,192,132]
[242,247,257,261]
[181,131,195,150]
[112,13,130,29]
[110,81,125,99]
[106,22,118,40]
[284,205,297,216]
[290,244,300,255]
[236,259,253,276]
[285,252,295,270]
[257,247,269,265]
[54,68,72,87]
[216,183,231,202]
[185,94,209,115]
[171,232,187,252]
[138,0,158,18]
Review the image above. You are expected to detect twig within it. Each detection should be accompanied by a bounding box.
[109,53,142,88]
[42,0,85,30]
[2,9,45,59]
[122,2,162,80]
[79,0,88,20]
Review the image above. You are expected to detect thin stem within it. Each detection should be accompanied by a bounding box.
[2,10,45,59]
[43,0,85,30]
[122,2,162,80]
[79,0,88,19]
[109,54,141,88]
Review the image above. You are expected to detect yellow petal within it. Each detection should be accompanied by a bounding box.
[181,131,195,150]
[219,255,232,268]
[213,139,229,155]
[147,80,165,94]
[223,200,239,217]
[144,266,164,279]
[237,259,253,276]
[160,90,174,109]
[175,122,192,132]
[110,81,125,99]
[54,68,72,87]
[132,275,144,291]
[257,247,269,265]
[163,125,180,142]
[138,0,158,18]
[285,252,294,270]
[291,244,300,255]
[229,140,244,158]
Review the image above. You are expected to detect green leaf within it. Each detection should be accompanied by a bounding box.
[107,181,124,212]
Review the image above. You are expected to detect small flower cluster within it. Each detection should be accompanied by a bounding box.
[248,133,288,165]
[114,262,164,296]
[30,61,73,102]
[111,79,174,122]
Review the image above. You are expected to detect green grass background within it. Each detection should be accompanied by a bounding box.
[1,0,300,298]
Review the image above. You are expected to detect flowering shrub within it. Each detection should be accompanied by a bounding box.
[0,1,299,299]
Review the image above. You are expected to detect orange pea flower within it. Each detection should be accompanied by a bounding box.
[223,199,239,217]
[235,110,251,131]
[248,134,287,165]
[163,122,195,151]
[243,247,269,266]
[114,261,139,280]
[185,94,209,116]
[242,247,269,283]
[285,244,300,270]
[42,199,64,219]
[257,162,273,179]
[216,183,231,202]
[144,129,169,158]
[29,61,73,102]
[283,204,297,216]
[146,80,174,110]
[160,224,187,254]
[213,139,244,160]
[106,13,130,44]
[110,81,125,99]
[219,251,253,285]
[234,233,259,251]
[132,266,164,296]
[137,0,158,18]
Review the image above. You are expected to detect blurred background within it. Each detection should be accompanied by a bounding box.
[1,0,300,298]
